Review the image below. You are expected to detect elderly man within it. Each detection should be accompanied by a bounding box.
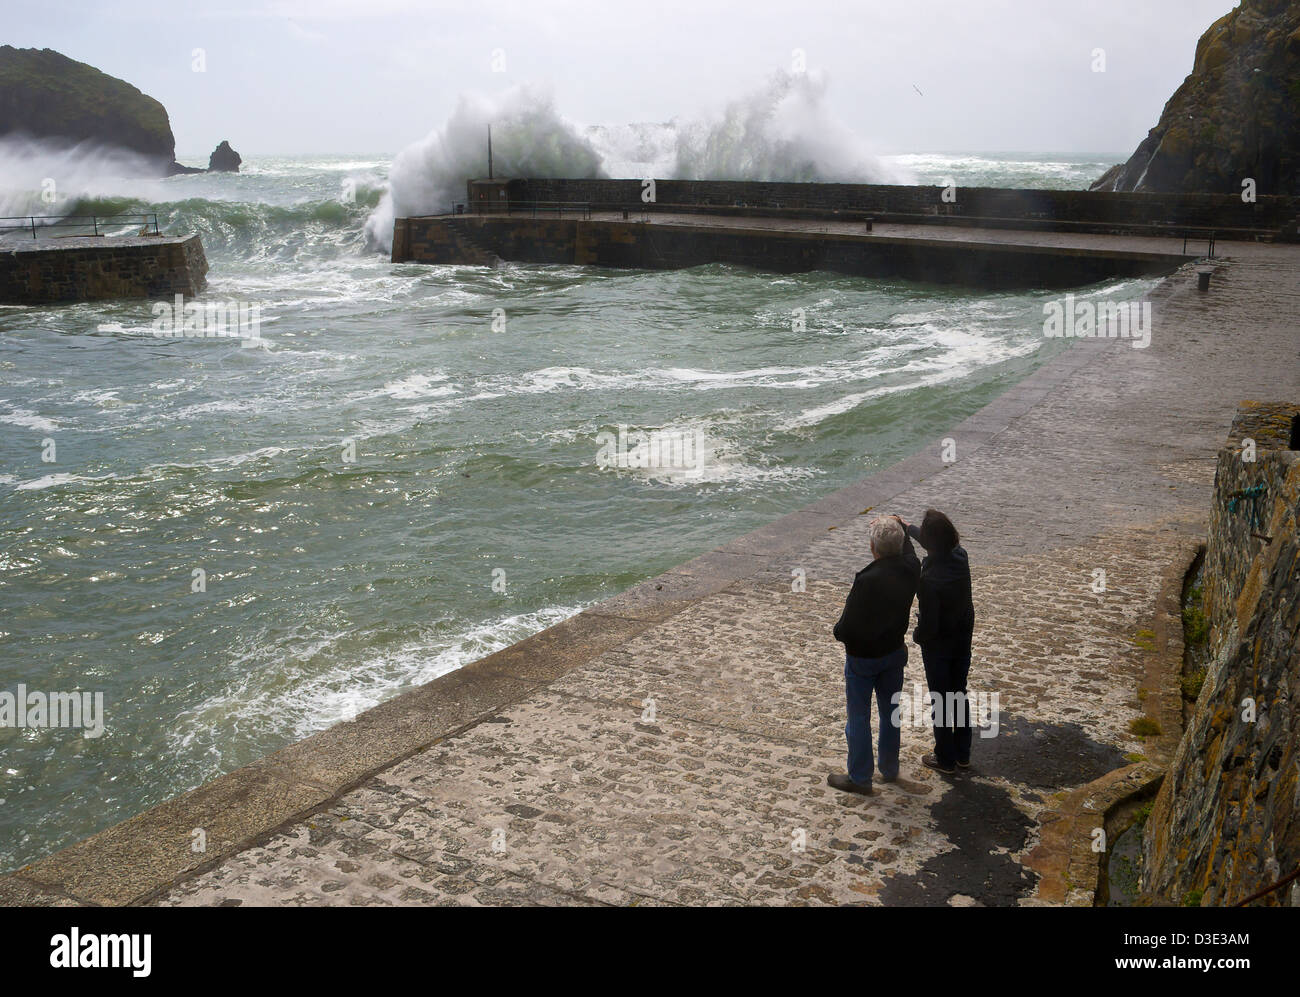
[828,515,920,796]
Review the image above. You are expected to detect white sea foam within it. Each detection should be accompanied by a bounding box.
[168,603,586,754]
[13,472,116,491]
[370,372,455,400]
[477,355,928,399]
[596,415,817,488]
[70,388,128,407]
[0,408,59,433]
[777,338,1042,431]
[150,446,298,473]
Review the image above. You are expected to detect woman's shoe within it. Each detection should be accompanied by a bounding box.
[921,754,956,775]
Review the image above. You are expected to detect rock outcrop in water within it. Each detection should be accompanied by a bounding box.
[207,140,241,173]
[1092,0,1300,195]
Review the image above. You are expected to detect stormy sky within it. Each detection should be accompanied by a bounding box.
[6,0,1237,156]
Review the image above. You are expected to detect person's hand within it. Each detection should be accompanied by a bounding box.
[893,514,908,528]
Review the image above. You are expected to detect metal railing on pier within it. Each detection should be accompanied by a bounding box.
[0,213,161,239]
[451,201,592,220]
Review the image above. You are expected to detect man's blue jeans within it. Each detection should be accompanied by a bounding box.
[844,646,907,787]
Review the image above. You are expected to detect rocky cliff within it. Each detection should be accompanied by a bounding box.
[1093,0,1300,195]
[0,47,192,175]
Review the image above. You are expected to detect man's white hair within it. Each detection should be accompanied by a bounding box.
[869,516,904,557]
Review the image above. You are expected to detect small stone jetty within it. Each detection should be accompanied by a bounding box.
[0,234,207,304]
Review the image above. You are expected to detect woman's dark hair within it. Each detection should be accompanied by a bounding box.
[919,509,959,555]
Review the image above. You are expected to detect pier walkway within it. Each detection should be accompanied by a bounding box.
[6,240,1299,907]
[596,210,1230,255]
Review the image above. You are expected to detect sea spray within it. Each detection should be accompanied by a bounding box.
[582,121,679,180]
[365,71,908,251]
[673,70,906,184]
[364,85,605,251]
[0,134,165,222]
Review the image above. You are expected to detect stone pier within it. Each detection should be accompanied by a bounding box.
[0,234,207,304]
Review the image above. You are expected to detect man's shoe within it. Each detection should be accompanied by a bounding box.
[827,773,873,796]
[921,754,956,775]
[878,774,898,783]
[956,759,972,769]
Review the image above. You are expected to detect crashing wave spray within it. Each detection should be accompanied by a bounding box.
[364,86,605,250]
[0,135,165,224]
[582,122,679,179]
[672,70,904,184]
[367,71,908,251]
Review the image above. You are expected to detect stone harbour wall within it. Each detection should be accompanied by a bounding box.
[502,179,1300,239]
[1141,402,1300,905]
[390,217,498,265]
[393,215,1191,290]
[0,234,208,304]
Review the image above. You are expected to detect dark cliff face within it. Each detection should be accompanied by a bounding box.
[0,46,179,174]
[1093,0,1300,195]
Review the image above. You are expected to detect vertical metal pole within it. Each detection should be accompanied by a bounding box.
[487,125,493,180]
[30,216,36,239]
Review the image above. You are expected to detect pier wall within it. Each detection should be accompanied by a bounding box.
[393,215,1191,289]
[1141,402,1300,906]
[0,234,208,304]
[502,179,1300,239]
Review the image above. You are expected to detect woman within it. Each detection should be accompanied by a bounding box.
[898,509,975,775]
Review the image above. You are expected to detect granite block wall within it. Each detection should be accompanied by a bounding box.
[0,235,208,304]
[394,215,1189,289]
[1141,402,1300,906]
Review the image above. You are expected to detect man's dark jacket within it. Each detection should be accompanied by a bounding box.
[906,523,975,655]
[833,535,921,659]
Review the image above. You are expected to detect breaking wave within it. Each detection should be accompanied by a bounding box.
[364,85,607,250]
[673,71,900,184]
[366,71,907,251]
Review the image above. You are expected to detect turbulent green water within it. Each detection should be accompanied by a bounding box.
[0,152,1149,871]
